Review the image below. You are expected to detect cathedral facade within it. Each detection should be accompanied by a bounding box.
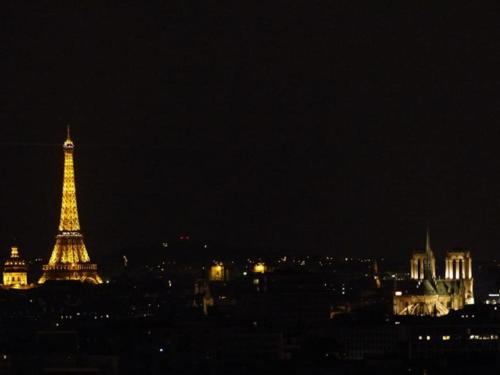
[393,232,474,317]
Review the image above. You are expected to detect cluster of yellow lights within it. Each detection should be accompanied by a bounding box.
[253,262,266,274]
[3,273,27,288]
[209,264,224,281]
[43,263,98,271]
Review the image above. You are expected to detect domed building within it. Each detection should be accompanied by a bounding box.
[3,246,29,289]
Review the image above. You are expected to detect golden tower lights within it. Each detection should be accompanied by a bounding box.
[39,128,102,284]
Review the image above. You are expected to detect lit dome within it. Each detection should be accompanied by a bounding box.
[4,247,27,272]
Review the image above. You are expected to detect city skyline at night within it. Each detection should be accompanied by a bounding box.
[2,4,500,263]
[3,3,500,374]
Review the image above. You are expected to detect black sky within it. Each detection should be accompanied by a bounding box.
[2,2,500,262]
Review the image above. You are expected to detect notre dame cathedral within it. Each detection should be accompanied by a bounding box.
[393,231,474,317]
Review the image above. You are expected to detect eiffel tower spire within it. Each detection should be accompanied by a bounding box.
[39,129,102,284]
[59,124,80,232]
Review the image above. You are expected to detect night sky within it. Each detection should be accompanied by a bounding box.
[2,3,500,262]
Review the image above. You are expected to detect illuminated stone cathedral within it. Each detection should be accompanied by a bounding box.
[38,129,102,284]
[3,246,29,289]
[393,230,474,317]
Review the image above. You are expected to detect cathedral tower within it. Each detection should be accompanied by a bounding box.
[410,229,436,280]
[445,250,474,304]
[38,129,102,284]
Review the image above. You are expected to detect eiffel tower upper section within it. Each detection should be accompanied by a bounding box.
[58,127,81,232]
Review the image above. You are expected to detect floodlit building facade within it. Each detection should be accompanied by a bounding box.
[393,231,474,317]
[3,246,29,289]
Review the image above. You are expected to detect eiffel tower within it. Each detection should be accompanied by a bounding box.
[39,128,102,284]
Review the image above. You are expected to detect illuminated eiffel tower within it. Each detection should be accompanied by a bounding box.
[39,128,102,284]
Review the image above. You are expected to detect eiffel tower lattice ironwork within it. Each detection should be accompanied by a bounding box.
[39,128,102,284]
